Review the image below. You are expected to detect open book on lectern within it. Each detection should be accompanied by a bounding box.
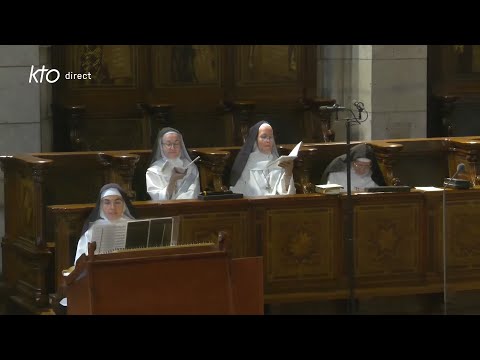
[90,217,179,255]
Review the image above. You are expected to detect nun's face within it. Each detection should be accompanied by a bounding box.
[257,124,274,154]
[101,195,125,221]
[162,132,181,159]
[352,160,371,176]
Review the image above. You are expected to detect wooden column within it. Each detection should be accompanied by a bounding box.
[301,97,336,143]
[223,101,256,146]
[138,103,174,149]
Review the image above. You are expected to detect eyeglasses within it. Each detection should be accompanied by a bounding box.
[162,142,181,149]
[258,135,274,142]
[353,162,371,168]
[102,199,124,207]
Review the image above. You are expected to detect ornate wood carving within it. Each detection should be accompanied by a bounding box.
[370,142,404,185]
[446,199,480,270]
[64,105,86,151]
[99,152,140,200]
[191,149,230,192]
[353,199,423,279]
[265,207,337,293]
[222,100,256,146]
[292,147,318,194]
[138,103,174,148]
[180,212,248,258]
[301,97,337,143]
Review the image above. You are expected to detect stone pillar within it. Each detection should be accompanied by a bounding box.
[0,45,43,272]
[318,45,427,141]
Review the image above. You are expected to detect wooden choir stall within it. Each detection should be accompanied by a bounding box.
[3,135,480,314]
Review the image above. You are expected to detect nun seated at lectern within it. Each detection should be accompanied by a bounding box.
[321,143,386,193]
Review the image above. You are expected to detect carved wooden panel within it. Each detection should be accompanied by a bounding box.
[383,139,449,187]
[13,246,52,308]
[152,45,221,87]
[45,164,105,205]
[52,45,145,116]
[18,172,35,241]
[52,211,89,289]
[430,45,480,96]
[447,199,480,271]
[354,202,422,277]
[180,212,248,258]
[71,45,138,88]
[52,45,317,150]
[78,117,146,151]
[265,207,337,292]
[236,45,300,85]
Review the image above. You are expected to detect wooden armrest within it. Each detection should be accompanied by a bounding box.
[0,154,53,167]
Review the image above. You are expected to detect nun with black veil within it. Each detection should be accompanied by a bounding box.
[74,183,137,265]
[320,143,386,192]
[146,127,200,200]
[229,121,296,197]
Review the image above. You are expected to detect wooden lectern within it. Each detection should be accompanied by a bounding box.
[63,232,263,315]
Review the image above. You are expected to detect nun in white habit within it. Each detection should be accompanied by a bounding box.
[321,143,386,192]
[229,121,296,197]
[146,127,200,200]
[74,183,136,265]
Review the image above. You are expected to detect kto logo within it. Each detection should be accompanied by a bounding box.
[28,65,60,84]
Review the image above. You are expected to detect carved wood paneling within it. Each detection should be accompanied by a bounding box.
[152,45,221,87]
[180,212,248,258]
[265,207,337,292]
[354,201,422,278]
[71,45,138,88]
[18,174,35,241]
[81,118,146,151]
[447,199,480,270]
[52,45,317,150]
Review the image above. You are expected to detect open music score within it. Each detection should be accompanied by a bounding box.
[90,217,179,255]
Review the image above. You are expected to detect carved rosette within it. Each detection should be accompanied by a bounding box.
[287,230,314,264]
[368,223,399,267]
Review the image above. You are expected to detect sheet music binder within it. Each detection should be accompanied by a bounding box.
[92,217,178,253]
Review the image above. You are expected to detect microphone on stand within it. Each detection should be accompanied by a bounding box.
[353,101,365,120]
[442,162,465,315]
[444,163,466,188]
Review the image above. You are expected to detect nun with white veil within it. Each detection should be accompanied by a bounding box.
[146,127,200,200]
[320,143,386,192]
[74,183,137,265]
[229,121,296,197]
[57,183,136,309]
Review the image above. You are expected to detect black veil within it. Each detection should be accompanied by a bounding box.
[320,143,386,186]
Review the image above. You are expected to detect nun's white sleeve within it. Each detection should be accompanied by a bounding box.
[230,171,248,195]
[146,168,170,200]
[175,176,200,199]
[275,172,296,195]
[74,227,93,265]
